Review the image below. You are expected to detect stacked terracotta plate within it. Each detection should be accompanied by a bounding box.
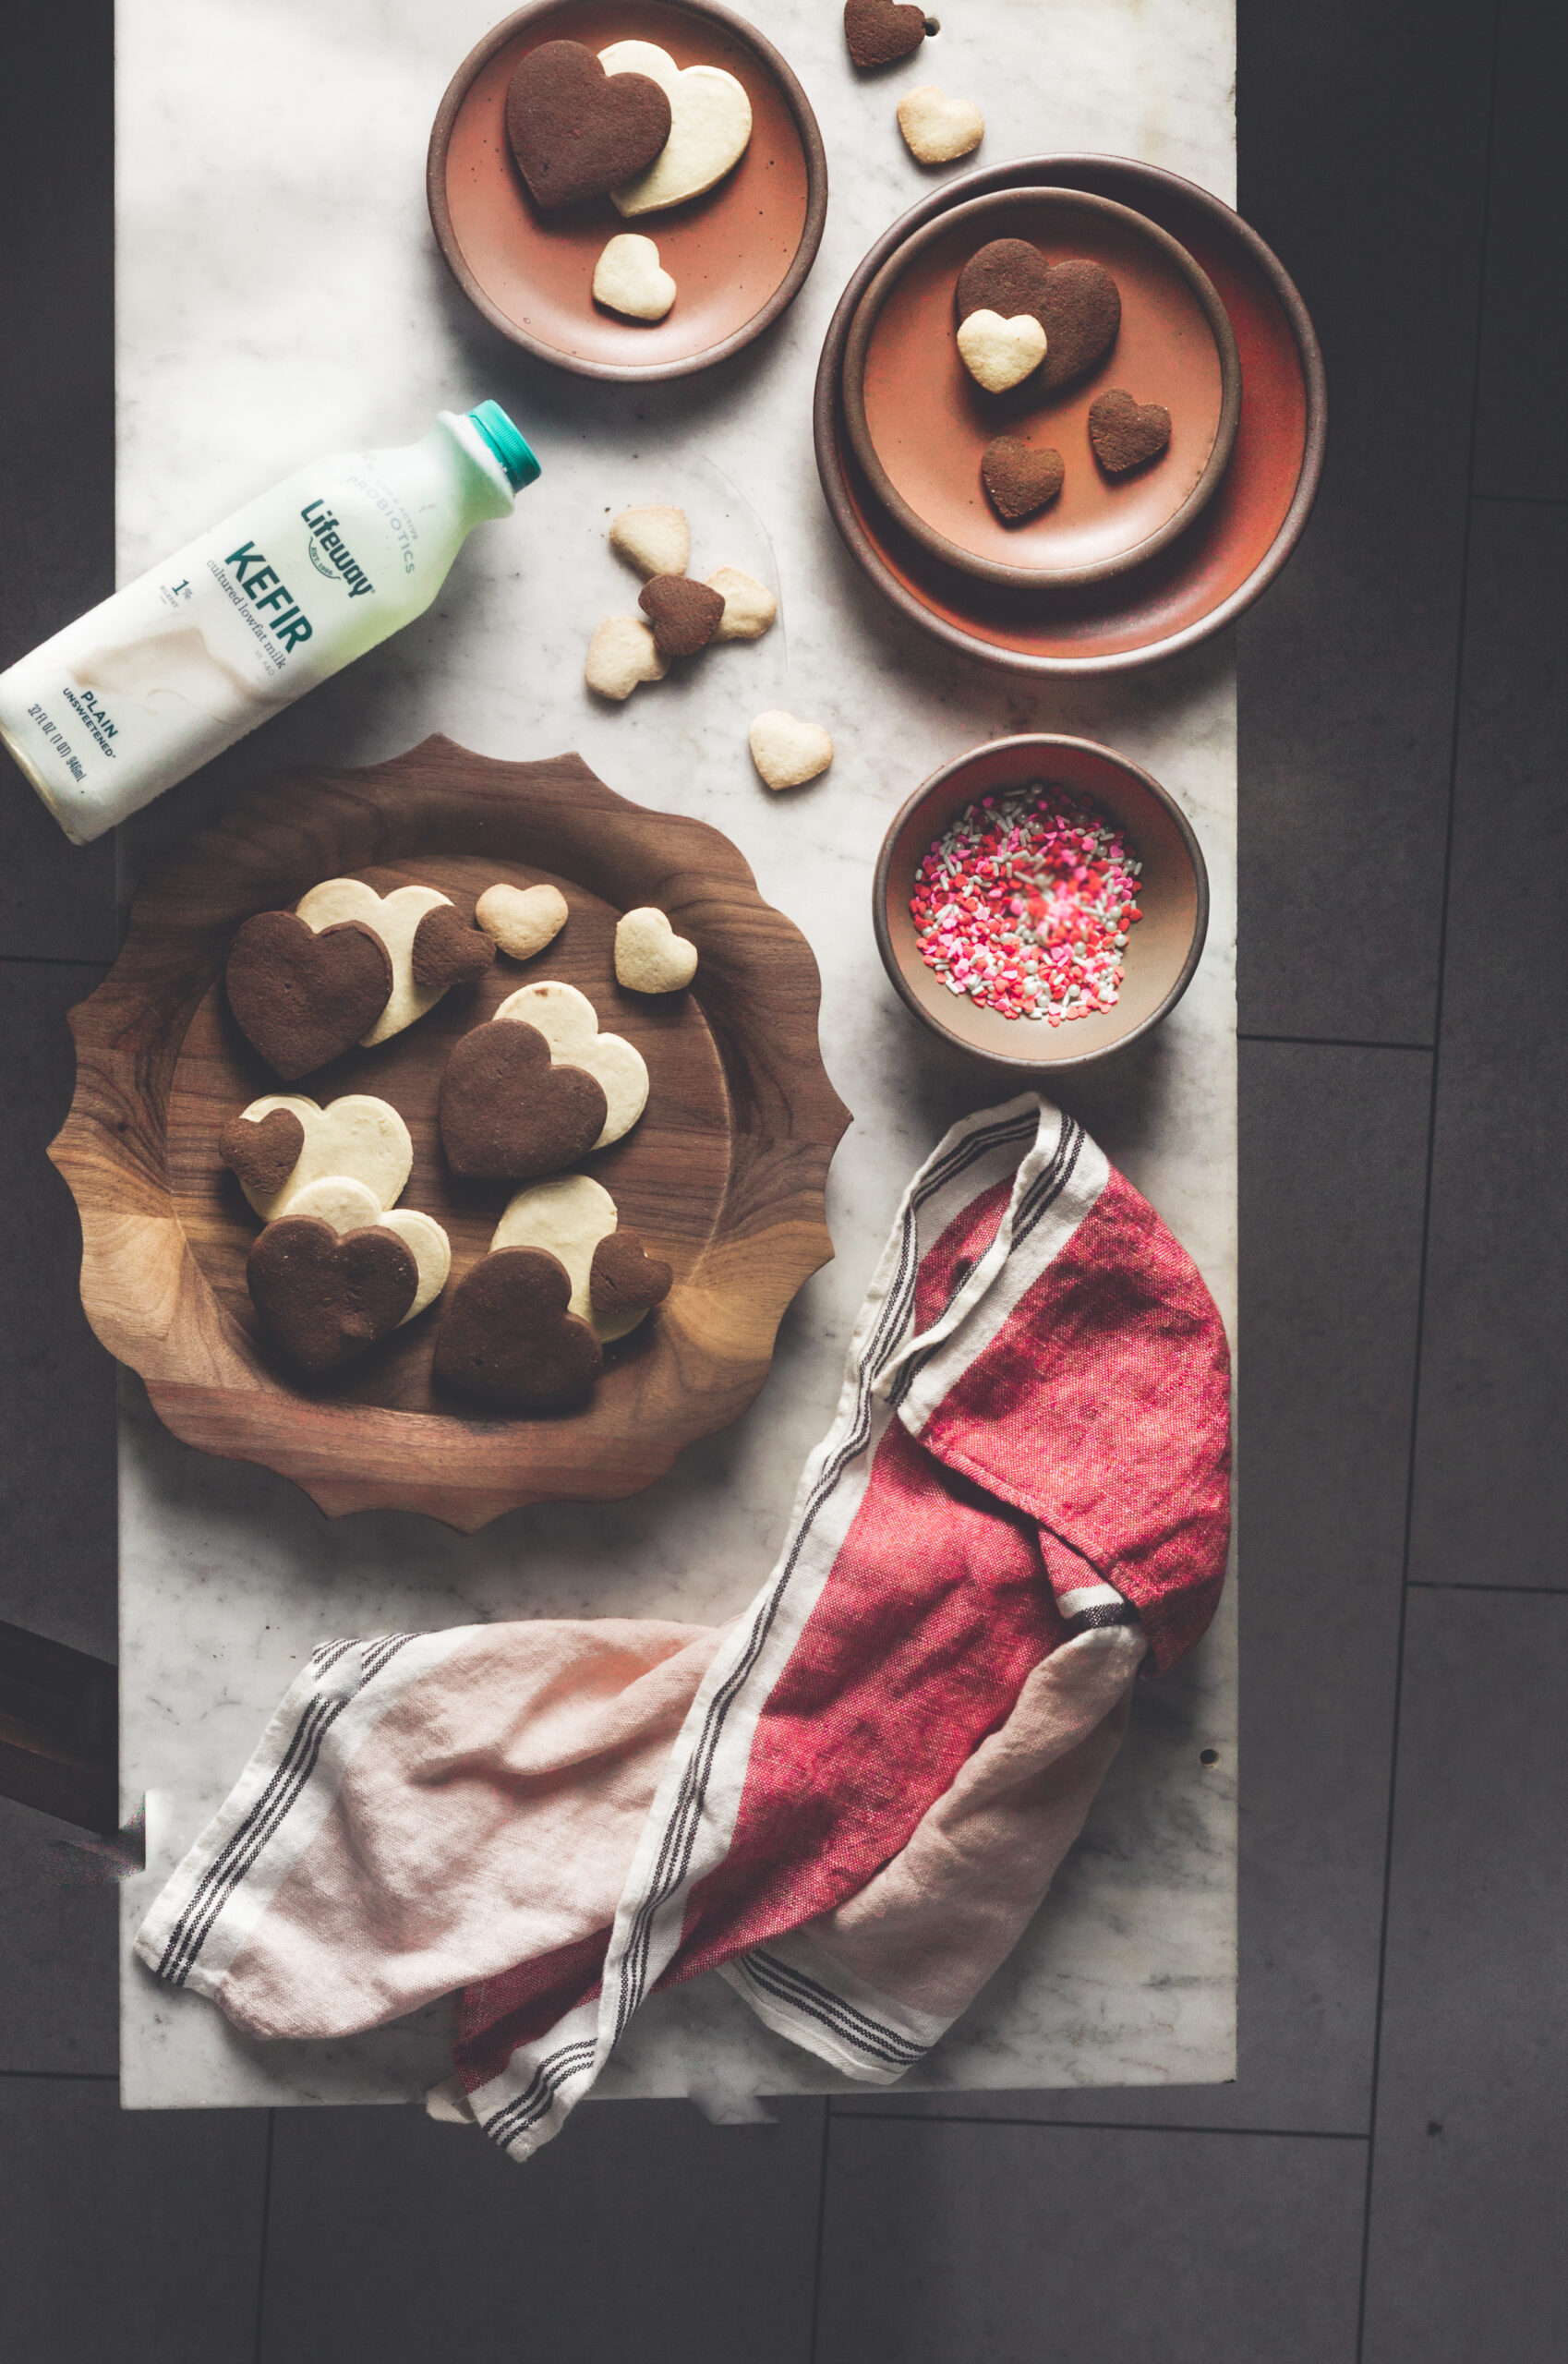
[814,157,1326,676]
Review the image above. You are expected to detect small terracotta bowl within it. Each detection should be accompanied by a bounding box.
[874,735,1209,1070]
[428,0,827,383]
[843,188,1242,590]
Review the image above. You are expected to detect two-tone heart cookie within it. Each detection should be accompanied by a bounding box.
[247,1217,418,1375]
[493,981,650,1148]
[506,38,672,211]
[492,1172,672,1344]
[294,879,493,1048]
[433,1246,604,1413]
[599,41,753,216]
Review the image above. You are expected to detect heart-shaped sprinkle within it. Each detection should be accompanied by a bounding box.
[897,85,984,165]
[749,710,834,791]
[591,1230,673,1318]
[1088,388,1173,474]
[433,1247,604,1413]
[247,1216,416,1374]
[981,436,1066,522]
[476,882,569,963]
[219,1105,306,1200]
[225,911,392,1082]
[438,1020,609,1183]
[506,39,672,211]
[955,237,1051,330]
[593,232,677,322]
[614,906,698,994]
[411,902,495,991]
[844,0,928,68]
[638,574,725,659]
[956,308,1048,394]
[601,42,752,218]
[1038,260,1122,391]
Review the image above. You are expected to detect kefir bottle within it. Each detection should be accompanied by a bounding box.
[0,402,539,843]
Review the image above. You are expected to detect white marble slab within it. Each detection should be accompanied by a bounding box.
[115,0,1237,2111]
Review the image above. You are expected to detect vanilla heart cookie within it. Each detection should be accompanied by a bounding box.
[615,907,697,994]
[1089,388,1173,474]
[492,1172,670,1343]
[494,980,650,1147]
[593,232,677,322]
[609,504,690,579]
[506,38,672,211]
[749,710,834,791]
[476,882,569,963]
[219,1092,413,1223]
[601,41,753,216]
[707,566,777,641]
[897,86,984,165]
[294,880,490,1046]
[957,309,1047,394]
[585,614,668,700]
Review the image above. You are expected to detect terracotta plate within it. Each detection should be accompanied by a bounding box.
[874,735,1208,1071]
[428,0,827,381]
[50,740,849,1530]
[815,156,1327,674]
[844,189,1241,588]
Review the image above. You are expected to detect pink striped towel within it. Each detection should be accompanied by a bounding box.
[136,1092,1230,2162]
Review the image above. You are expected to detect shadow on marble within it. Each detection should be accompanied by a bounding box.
[1361,1588,1568,2362]
[1235,0,1497,1042]
[1409,501,1568,1591]
[0,962,117,1659]
[259,2096,825,2364]
[0,2078,267,2364]
[1473,0,1568,502]
[816,2117,1366,2364]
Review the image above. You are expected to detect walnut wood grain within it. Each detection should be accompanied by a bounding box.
[50,739,850,1529]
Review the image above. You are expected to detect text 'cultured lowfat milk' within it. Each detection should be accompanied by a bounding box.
[0,403,540,843]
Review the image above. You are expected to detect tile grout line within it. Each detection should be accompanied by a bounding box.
[251,2108,276,2364]
[806,2100,833,2364]
[1409,1578,1568,1598]
[0,2066,119,2081]
[1238,1033,1434,1053]
[1352,7,1506,2357]
[837,2114,1369,2141]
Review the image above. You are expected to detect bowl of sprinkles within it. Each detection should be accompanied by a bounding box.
[874,734,1208,1068]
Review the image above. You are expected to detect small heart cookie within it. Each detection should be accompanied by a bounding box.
[609,505,690,578]
[638,574,724,659]
[1038,260,1122,392]
[749,711,833,791]
[593,232,677,323]
[844,0,928,68]
[493,1172,659,1343]
[585,614,668,700]
[225,911,392,1081]
[956,309,1047,394]
[433,1247,603,1413]
[955,238,1051,330]
[615,907,697,994]
[707,566,777,641]
[981,436,1066,522]
[897,85,984,166]
[438,1021,608,1182]
[221,1092,413,1223]
[506,38,672,211]
[476,882,569,963]
[247,1217,416,1374]
[1089,388,1173,474]
[410,903,495,992]
[602,42,753,216]
[591,1231,673,1321]
[294,880,461,1046]
[494,980,650,1147]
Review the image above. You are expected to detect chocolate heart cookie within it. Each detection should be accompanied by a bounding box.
[219,1105,306,1200]
[1089,388,1173,474]
[955,237,1051,330]
[590,1231,673,1320]
[225,911,392,1082]
[506,39,673,211]
[433,1247,604,1412]
[638,574,724,659]
[247,1216,416,1374]
[411,901,496,991]
[844,0,928,69]
[438,1019,609,1182]
[1038,259,1122,392]
[981,435,1066,522]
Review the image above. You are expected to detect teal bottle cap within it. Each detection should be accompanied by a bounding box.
[467,401,541,491]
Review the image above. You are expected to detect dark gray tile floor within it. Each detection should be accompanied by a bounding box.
[4,2,1563,2360]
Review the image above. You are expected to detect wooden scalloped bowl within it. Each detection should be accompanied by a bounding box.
[49,738,850,1530]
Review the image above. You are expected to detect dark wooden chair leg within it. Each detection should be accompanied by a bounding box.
[0,1620,117,1834]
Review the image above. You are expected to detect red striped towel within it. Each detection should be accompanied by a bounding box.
[136,1093,1230,2162]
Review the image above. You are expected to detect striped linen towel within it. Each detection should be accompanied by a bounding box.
[136,1092,1230,2162]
